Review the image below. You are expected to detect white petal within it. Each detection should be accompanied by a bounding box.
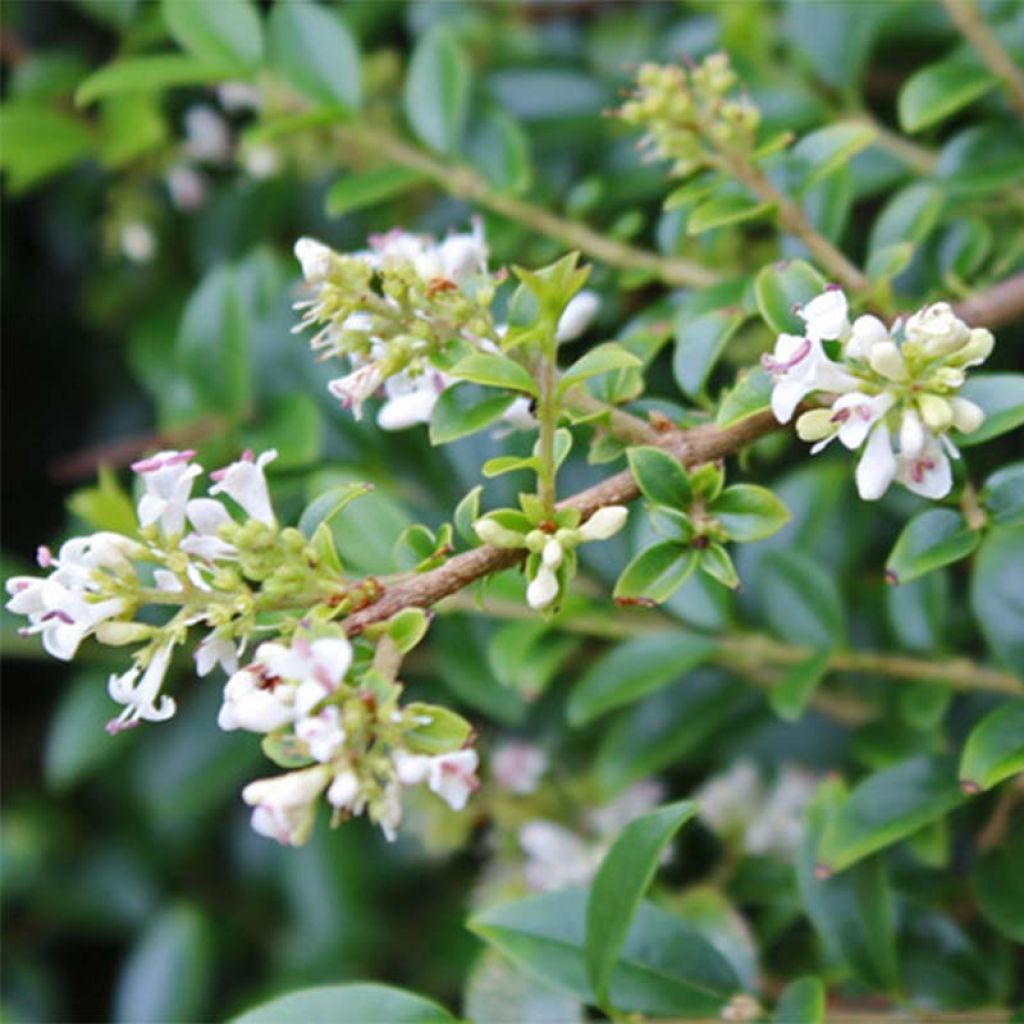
[526,565,559,610]
[800,287,849,341]
[555,291,600,343]
[855,423,896,501]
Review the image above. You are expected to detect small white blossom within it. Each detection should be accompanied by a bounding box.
[696,761,763,839]
[243,144,280,180]
[218,667,296,733]
[294,236,335,284]
[183,105,231,164]
[194,631,239,678]
[328,363,384,420]
[242,766,330,846]
[744,766,816,860]
[762,334,857,423]
[106,642,176,734]
[327,769,364,814]
[855,421,897,501]
[555,290,600,343]
[166,164,206,212]
[799,285,849,341]
[217,80,262,112]
[132,450,202,536]
[209,449,277,526]
[180,498,237,561]
[895,433,953,500]
[120,222,156,264]
[295,705,347,763]
[426,749,480,811]
[376,370,448,431]
[491,742,548,795]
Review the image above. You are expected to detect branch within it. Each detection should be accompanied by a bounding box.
[951,271,1024,331]
[942,0,1024,117]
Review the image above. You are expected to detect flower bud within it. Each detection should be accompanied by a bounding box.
[950,396,985,434]
[94,621,156,646]
[947,327,994,368]
[795,409,835,442]
[917,393,953,434]
[294,237,334,284]
[868,341,909,382]
[524,529,547,554]
[904,302,970,357]
[474,518,527,549]
[578,505,629,542]
[899,409,926,459]
[526,565,559,610]
[542,538,563,570]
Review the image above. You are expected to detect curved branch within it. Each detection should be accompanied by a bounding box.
[952,271,1024,331]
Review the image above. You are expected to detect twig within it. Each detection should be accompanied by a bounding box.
[951,271,1024,330]
[941,0,1024,118]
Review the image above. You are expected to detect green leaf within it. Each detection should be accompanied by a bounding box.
[326,166,427,217]
[403,703,472,755]
[711,484,790,542]
[761,550,845,650]
[796,780,899,992]
[817,755,969,873]
[297,482,373,539]
[386,608,431,655]
[771,649,831,722]
[404,25,471,153]
[114,905,212,1023]
[613,543,697,606]
[687,193,773,235]
[868,182,944,260]
[754,260,827,335]
[898,55,996,132]
[866,241,914,284]
[98,92,167,168]
[429,382,516,444]
[0,103,94,191]
[952,373,1024,447]
[454,485,483,546]
[161,0,262,70]
[586,801,699,1002]
[885,509,980,586]
[971,524,1024,675]
[76,54,238,106]
[449,353,538,396]
[242,393,321,469]
[627,446,692,508]
[269,0,361,110]
[232,984,456,1023]
[559,343,641,395]
[468,108,532,193]
[67,465,138,535]
[567,631,716,726]
[699,543,739,590]
[792,122,876,190]
[773,977,825,1024]
[470,889,739,1016]
[716,366,773,427]
[981,462,1024,526]
[672,308,745,399]
[959,702,1024,793]
[886,570,949,653]
[971,832,1024,943]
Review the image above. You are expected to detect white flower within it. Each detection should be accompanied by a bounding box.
[180,498,236,561]
[895,433,953,500]
[586,779,665,837]
[183,105,231,164]
[519,821,603,891]
[744,767,816,860]
[696,761,763,839]
[132,449,202,536]
[255,635,353,718]
[375,781,405,842]
[296,706,347,763]
[294,236,335,284]
[426,749,480,811]
[541,539,563,570]
[166,164,206,212]
[820,391,894,453]
[491,742,548,795]
[394,749,432,786]
[578,505,628,542]
[327,769,364,813]
[217,81,262,112]
[798,286,849,342]
[868,340,909,383]
[217,667,295,733]
[526,565,560,610]
[120,222,156,264]
[106,643,176,734]
[209,449,277,526]
[328,362,384,420]
[474,518,527,549]
[243,144,280,179]
[436,219,488,286]
[195,631,239,678]
[556,290,600,343]
[905,302,970,357]
[376,370,448,431]
[856,421,897,501]
[242,766,330,846]
[844,315,889,361]
[762,334,857,424]
[499,396,538,432]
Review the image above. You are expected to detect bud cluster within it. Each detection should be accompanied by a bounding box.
[764,288,993,501]
[619,53,761,178]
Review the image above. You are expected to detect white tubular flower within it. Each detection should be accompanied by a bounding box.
[209,449,277,526]
[578,505,628,542]
[181,498,236,561]
[950,396,985,434]
[827,391,894,451]
[474,518,527,549]
[896,434,953,500]
[194,631,239,678]
[132,449,202,536]
[217,667,296,733]
[950,327,994,368]
[526,565,560,610]
[845,315,889,361]
[899,408,928,460]
[856,422,897,501]
[491,742,548,795]
[255,635,353,717]
[106,643,176,734]
[183,105,231,164]
[868,340,909,383]
[519,821,603,892]
[542,539,563,570]
[166,164,206,212]
[426,749,480,811]
[437,220,489,286]
[293,236,335,284]
[394,750,433,786]
[120,222,156,264]
[555,290,600,343]
[905,302,970,357]
[295,706,346,763]
[328,362,384,420]
[242,766,330,847]
[798,285,849,342]
[762,334,857,424]
[327,769,364,814]
[376,371,448,431]
[696,761,763,839]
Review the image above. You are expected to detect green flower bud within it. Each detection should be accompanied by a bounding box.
[918,393,953,433]
[796,408,836,442]
[950,396,985,434]
[94,621,156,646]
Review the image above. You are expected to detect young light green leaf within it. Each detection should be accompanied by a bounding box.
[161,0,263,70]
[711,484,790,542]
[232,984,456,1024]
[429,383,517,444]
[761,550,845,650]
[792,122,876,190]
[773,977,825,1024]
[449,353,538,396]
[586,801,699,1002]
[67,465,138,535]
[403,25,470,153]
[385,608,431,655]
[326,166,427,217]
[76,55,238,106]
[716,366,773,426]
[687,194,773,235]
[699,542,739,590]
[817,755,969,873]
[567,631,715,726]
[754,260,827,335]
[269,0,361,110]
[403,703,472,755]
[0,104,95,192]
[770,649,831,721]
[865,241,915,284]
[558,343,641,395]
[898,56,996,133]
[627,446,692,508]
[613,543,697,606]
[952,373,1024,447]
[885,508,980,586]
[297,482,373,539]
[672,308,745,399]
[468,108,533,193]
[959,702,1024,793]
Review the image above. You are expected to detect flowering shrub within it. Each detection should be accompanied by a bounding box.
[2,2,1023,1022]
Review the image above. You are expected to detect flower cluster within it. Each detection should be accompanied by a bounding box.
[474,505,628,611]
[291,225,599,430]
[764,288,993,500]
[222,629,479,845]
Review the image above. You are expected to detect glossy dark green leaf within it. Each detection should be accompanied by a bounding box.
[716,366,773,426]
[770,649,831,722]
[773,977,825,1024]
[792,122,876,190]
[269,0,361,109]
[233,984,456,1023]
[711,484,790,542]
[868,182,943,259]
[688,194,773,235]
[817,755,969,873]
[627,446,692,508]
[567,631,716,726]
[898,56,996,132]
[760,550,845,650]
[971,524,1024,674]
[754,260,827,335]
[936,124,1024,195]
[297,482,372,539]
[952,373,1024,447]
[672,308,745,399]
[586,801,699,1001]
[468,108,532,193]
[404,25,471,153]
[613,543,697,606]
[429,382,516,444]
[886,569,949,653]
[971,830,1024,943]
[959,702,1024,793]
[161,0,262,69]
[885,509,980,586]
[326,166,428,217]
[981,462,1024,526]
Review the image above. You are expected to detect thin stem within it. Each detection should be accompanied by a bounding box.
[341,123,719,289]
[942,0,1024,117]
[536,343,559,518]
